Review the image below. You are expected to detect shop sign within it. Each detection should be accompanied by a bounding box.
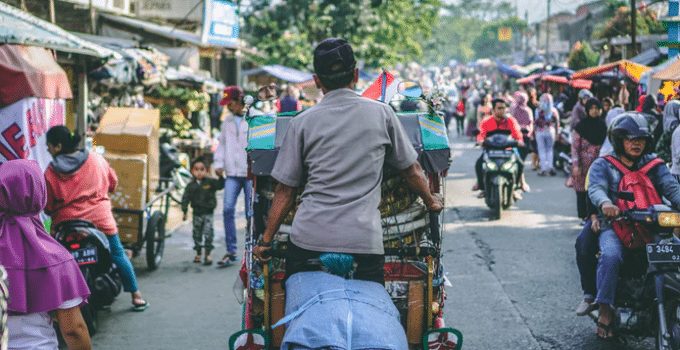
[201,0,239,48]
[0,98,65,170]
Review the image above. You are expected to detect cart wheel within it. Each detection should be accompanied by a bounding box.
[145,211,166,270]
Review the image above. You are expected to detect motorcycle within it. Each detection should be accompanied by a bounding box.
[160,142,192,204]
[481,129,520,220]
[53,220,122,335]
[587,203,680,350]
[553,126,572,176]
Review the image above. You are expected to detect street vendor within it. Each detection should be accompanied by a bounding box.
[253,38,443,284]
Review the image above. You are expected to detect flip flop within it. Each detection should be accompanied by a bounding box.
[132,300,149,312]
[596,321,616,340]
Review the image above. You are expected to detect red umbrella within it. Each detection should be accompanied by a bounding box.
[0,45,72,106]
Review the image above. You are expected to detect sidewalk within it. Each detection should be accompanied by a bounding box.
[92,191,249,350]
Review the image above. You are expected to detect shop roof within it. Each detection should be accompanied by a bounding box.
[630,47,665,66]
[99,14,238,49]
[242,65,313,84]
[653,59,680,81]
[0,2,115,58]
[572,60,651,83]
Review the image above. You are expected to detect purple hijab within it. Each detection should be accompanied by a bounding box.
[510,91,533,129]
[0,159,89,314]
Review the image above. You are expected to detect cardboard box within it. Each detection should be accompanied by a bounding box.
[113,211,145,244]
[95,108,160,198]
[105,152,148,210]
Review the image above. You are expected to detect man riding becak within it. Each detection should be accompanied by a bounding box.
[252,38,443,284]
[587,113,680,339]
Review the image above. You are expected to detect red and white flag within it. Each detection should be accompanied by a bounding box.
[362,70,400,103]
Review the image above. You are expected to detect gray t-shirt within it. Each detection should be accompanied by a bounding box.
[271,88,418,254]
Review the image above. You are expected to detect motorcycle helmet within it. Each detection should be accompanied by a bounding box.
[608,112,654,156]
[578,89,594,101]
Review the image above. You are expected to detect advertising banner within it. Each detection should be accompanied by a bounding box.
[201,0,239,47]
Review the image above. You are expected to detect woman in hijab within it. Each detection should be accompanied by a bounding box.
[571,98,607,220]
[0,160,91,350]
[598,107,625,157]
[642,94,663,142]
[510,91,534,160]
[534,93,560,176]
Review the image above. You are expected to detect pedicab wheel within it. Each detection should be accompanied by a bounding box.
[145,211,166,270]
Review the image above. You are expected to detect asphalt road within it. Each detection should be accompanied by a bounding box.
[92,135,654,349]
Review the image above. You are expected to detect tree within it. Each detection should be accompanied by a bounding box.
[242,0,441,69]
[594,5,665,39]
[567,41,600,70]
[471,17,527,60]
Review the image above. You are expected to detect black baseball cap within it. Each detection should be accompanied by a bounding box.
[313,38,357,78]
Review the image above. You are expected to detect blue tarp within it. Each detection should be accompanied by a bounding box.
[496,61,525,78]
[242,64,313,83]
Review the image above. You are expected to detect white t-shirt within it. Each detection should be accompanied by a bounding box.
[7,297,82,350]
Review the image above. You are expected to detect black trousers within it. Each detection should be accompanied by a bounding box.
[285,241,385,285]
[475,153,524,191]
[576,191,588,219]
[454,115,465,135]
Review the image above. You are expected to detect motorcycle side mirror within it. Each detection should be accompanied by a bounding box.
[618,191,635,202]
[398,81,423,99]
[257,84,278,102]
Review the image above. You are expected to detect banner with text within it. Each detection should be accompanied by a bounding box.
[0,98,65,170]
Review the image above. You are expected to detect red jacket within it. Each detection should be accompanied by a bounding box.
[45,152,118,235]
[477,115,523,143]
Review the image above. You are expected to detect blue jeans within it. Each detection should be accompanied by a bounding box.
[107,234,139,293]
[223,177,253,255]
[596,229,624,305]
[575,219,598,299]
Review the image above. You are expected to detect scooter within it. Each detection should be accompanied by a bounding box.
[587,204,680,349]
[53,220,122,335]
[481,129,520,220]
[553,126,572,176]
[160,142,192,204]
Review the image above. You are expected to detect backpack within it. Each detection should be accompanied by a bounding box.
[604,155,665,249]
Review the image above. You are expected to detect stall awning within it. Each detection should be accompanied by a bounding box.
[631,47,665,66]
[0,2,115,58]
[541,75,569,84]
[242,65,313,84]
[570,79,593,90]
[572,60,651,83]
[516,74,541,85]
[0,45,72,106]
[496,61,525,79]
[653,59,680,81]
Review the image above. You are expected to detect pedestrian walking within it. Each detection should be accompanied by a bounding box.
[476,94,492,129]
[278,85,303,113]
[570,98,607,220]
[534,93,559,176]
[214,86,253,266]
[181,157,225,265]
[509,91,534,161]
[454,96,466,136]
[1,160,92,350]
[44,126,148,311]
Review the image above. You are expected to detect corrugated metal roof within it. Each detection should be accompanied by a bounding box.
[242,65,313,83]
[0,2,116,58]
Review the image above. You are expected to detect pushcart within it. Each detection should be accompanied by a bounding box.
[229,85,462,349]
[112,179,174,270]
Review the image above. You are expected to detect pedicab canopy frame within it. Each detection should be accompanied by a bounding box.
[231,84,461,350]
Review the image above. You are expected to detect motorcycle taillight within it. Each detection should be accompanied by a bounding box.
[64,230,89,242]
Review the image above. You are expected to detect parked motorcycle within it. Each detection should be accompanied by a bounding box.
[53,220,122,335]
[553,126,572,176]
[481,130,520,220]
[160,142,191,204]
[587,204,680,350]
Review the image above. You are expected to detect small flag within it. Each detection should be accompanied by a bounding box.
[362,70,400,103]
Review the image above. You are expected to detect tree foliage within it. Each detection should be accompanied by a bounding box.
[242,0,441,69]
[567,41,600,70]
[471,17,527,60]
[594,5,665,39]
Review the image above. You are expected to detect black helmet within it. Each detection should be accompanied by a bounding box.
[608,112,654,156]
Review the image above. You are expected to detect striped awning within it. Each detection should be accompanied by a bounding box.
[572,60,651,83]
[541,75,569,84]
[652,59,680,81]
[570,79,593,90]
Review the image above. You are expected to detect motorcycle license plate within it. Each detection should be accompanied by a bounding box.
[488,150,512,157]
[646,244,680,263]
[72,247,97,266]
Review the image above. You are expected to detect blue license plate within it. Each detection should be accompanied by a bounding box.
[646,244,680,263]
[72,247,97,265]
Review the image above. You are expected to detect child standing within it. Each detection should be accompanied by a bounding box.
[182,157,225,265]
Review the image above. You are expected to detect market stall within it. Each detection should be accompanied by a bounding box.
[572,60,651,108]
[652,58,680,101]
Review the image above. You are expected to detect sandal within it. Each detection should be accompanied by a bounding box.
[203,255,213,266]
[132,300,149,312]
[193,255,201,264]
[596,321,616,340]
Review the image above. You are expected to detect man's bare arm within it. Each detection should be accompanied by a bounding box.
[261,183,297,244]
[400,162,443,211]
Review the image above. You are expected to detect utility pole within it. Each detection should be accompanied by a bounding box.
[546,0,551,63]
[524,10,529,61]
[89,0,96,34]
[19,0,27,11]
[630,0,637,56]
[48,0,55,24]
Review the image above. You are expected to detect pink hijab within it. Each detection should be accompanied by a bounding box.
[0,159,89,313]
[510,91,533,129]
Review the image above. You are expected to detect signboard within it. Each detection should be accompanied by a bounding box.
[201,0,239,47]
[498,27,512,42]
[0,98,65,170]
[136,0,202,21]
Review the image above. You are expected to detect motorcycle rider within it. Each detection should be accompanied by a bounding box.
[587,113,680,339]
[252,38,443,284]
[473,98,530,198]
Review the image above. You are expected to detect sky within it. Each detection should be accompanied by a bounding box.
[447,0,594,23]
